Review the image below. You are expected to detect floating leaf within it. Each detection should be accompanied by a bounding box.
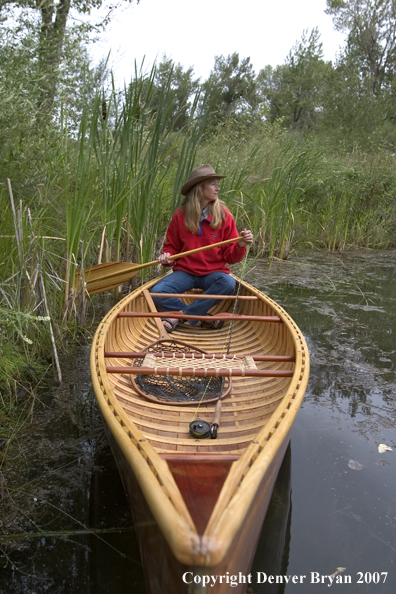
[376,459,390,467]
[329,567,346,579]
[348,459,364,470]
[378,444,392,453]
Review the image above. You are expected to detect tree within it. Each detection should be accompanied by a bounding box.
[0,0,140,122]
[147,55,200,130]
[258,29,332,130]
[326,0,396,94]
[0,21,38,145]
[0,15,110,139]
[256,63,288,123]
[203,53,259,128]
[319,51,382,144]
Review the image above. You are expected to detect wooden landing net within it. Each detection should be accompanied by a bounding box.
[129,339,256,405]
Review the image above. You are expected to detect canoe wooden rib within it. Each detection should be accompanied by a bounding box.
[90,275,309,594]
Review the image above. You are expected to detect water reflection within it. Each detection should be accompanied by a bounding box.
[1,250,395,592]
[250,446,292,594]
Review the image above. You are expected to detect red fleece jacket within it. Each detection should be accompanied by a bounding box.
[162,208,246,276]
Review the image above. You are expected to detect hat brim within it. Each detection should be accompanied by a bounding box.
[181,174,226,196]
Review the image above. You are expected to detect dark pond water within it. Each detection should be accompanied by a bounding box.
[1,250,395,593]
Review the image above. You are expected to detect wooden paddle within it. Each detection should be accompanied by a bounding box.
[77,236,242,295]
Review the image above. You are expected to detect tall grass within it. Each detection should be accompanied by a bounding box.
[64,64,220,289]
[0,181,61,385]
[320,189,358,251]
[306,151,396,251]
[63,97,99,303]
[169,85,215,215]
[123,67,177,274]
[238,143,322,258]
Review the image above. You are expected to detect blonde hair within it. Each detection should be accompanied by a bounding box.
[180,181,227,233]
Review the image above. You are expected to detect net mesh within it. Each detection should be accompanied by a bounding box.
[135,373,224,403]
[131,339,230,405]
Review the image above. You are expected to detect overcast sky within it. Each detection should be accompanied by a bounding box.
[89,0,346,84]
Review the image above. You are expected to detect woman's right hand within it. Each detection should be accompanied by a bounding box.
[158,252,173,266]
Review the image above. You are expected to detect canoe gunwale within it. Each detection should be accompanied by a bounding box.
[90,273,309,567]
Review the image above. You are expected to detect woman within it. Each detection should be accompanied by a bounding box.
[151,164,253,332]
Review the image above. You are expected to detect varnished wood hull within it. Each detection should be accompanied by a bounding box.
[90,275,309,593]
[104,421,291,594]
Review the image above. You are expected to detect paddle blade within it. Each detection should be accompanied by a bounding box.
[76,262,144,295]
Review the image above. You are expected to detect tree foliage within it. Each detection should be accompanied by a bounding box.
[3,1,396,156]
[146,55,200,130]
[326,0,396,93]
[0,0,139,121]
[203,53,259,128]
[258,29,332,130]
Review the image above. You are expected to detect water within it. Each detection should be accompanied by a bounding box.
[249,250,396,593]
[1,250,395,593]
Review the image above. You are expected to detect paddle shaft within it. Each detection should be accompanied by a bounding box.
[88,236,243,283]
[148,235,243,268]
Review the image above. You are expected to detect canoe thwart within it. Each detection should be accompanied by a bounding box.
[106,366,294,378]
[104,351,296,362]
[150,293,259,300]
[117,311,282,323]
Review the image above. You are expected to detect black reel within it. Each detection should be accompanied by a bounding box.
[210,424,218,439]
[189,419,211,439]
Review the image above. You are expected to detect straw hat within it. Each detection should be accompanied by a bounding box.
[181,164,226,196]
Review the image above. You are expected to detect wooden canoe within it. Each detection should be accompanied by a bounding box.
[90,274,309,594]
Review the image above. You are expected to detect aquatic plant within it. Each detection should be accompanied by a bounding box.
[0,180,64,385]
[238,143,322,259]
[307,150,396,251]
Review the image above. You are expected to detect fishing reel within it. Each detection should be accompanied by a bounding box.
[210,424,218,439]
[189,419,211,439]
[189,419,218,439]
[189,388,223,439]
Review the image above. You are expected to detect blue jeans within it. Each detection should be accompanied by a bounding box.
[151,271,236,322]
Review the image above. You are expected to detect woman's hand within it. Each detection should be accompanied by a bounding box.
[238,229,254,248]
[158,252,173,266]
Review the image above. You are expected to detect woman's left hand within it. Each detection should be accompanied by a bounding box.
[238,229,254,248]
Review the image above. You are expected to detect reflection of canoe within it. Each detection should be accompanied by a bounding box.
[90,274,309,594]
[251,444,292,594]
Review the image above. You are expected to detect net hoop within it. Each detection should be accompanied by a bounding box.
[130,338,232,406]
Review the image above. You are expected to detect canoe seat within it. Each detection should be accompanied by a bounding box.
[142,352,258,376]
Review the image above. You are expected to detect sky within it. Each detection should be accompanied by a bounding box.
[89,0,346,85]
